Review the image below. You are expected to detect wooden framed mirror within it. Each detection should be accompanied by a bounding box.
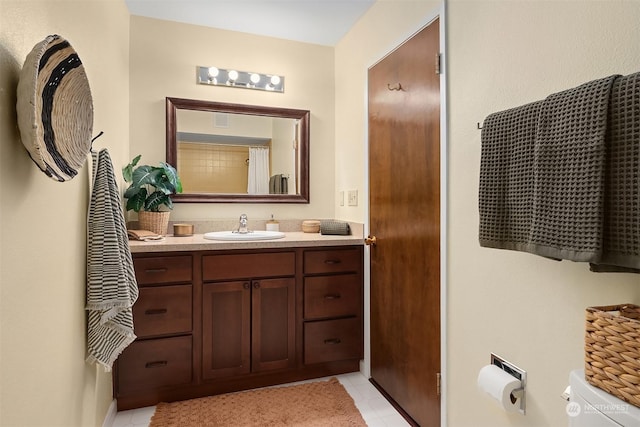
[166,97,310,203]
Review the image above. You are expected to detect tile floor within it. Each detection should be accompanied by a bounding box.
[111,372,411,427]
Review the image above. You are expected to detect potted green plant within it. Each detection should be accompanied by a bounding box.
[122,154,182,235]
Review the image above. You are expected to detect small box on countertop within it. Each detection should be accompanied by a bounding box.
[302,220,320,233]
[173,223,194,237]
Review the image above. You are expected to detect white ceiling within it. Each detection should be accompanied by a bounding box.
[125,0,376,46]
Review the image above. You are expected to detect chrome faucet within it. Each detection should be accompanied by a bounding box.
[236,213,249,234]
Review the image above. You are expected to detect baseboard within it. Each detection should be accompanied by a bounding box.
[101,399,117,427]
[369,379,418,427]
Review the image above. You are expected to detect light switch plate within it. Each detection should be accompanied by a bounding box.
[348,190,358,206]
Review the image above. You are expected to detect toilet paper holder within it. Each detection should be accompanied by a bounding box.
[491,353,527,414]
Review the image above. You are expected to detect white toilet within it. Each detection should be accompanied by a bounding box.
[569,369,640,426]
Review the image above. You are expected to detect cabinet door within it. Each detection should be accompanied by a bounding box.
[202,281,251,379]
[252,278,296,372]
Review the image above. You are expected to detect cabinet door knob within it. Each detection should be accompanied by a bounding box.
[253,282,260,289]
[243,282,250,290]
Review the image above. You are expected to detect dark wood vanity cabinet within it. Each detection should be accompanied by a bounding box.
[201,252,296,379]
[116,255,194,398]
[114,245,363,410]
[302,248,364,365]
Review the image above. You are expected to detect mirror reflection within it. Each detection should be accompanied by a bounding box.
[166,98,310,203]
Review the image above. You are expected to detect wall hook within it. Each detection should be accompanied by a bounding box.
[387,83,403,91]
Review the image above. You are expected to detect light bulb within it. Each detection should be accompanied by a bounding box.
[208,67,219,78]
[250,73,261,84]
[270,75,281,86]
[228,70,239,81]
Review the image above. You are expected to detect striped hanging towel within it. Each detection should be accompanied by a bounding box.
[86,149,138,371]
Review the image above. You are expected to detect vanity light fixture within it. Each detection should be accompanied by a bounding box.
[197,66,285,93]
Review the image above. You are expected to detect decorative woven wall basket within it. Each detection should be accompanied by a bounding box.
[585,304,640,407]
[16,34,93,182]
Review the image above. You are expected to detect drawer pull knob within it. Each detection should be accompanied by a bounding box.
[145,268,167,274]
[145,360,168,369]
[324,338,342,345]
[324,259,341,265]
[144,308,168,315]
[324,294,341,300]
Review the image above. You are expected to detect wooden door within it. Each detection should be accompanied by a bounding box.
[251,277,296,372]
[368,18,441,427]
[201,281,251,379]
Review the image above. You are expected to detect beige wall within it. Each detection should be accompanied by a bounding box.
[446,2,640,426]
[335,0,441,222]
[2,1,639,426]
[333,0,441,402]
[338,1,640,427]
[0,1,130,426]
[129,16,335,222]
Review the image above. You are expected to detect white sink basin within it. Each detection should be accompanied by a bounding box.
[203,230,286,241]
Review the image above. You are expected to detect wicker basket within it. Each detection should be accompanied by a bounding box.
[17,35,93,182]
[585,304,640,407]
[137,211,170,236]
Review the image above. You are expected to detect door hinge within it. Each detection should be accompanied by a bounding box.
[436,372,441,396]
[435,53,442,75]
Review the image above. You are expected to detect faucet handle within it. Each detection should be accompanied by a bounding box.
[237,214,249,233]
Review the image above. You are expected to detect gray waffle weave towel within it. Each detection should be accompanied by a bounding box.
[591,72,640,271]
[479,100,543,252]
[529,75,618,261]
[480,73,639,272]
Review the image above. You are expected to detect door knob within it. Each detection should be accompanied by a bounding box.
[365,235,377,246]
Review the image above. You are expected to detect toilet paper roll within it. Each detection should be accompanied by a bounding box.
[477,364,522,412]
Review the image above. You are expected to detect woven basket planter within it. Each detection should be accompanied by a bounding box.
[585,304,640,407]
[137,211,170,236]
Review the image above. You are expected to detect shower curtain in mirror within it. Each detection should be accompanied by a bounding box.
[247,146,270,194]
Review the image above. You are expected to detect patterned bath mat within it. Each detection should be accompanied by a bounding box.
[149,377,367,426]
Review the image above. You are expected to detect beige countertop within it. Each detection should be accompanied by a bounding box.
[129,228,364,253]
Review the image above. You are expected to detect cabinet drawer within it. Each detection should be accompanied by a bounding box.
[304,318,362,364]
[134,256,192,285]
[304,274,361,320]
[303,248,361,275]
[117,336,192,392]
[133,285,192,338]
[202,252,295,281]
